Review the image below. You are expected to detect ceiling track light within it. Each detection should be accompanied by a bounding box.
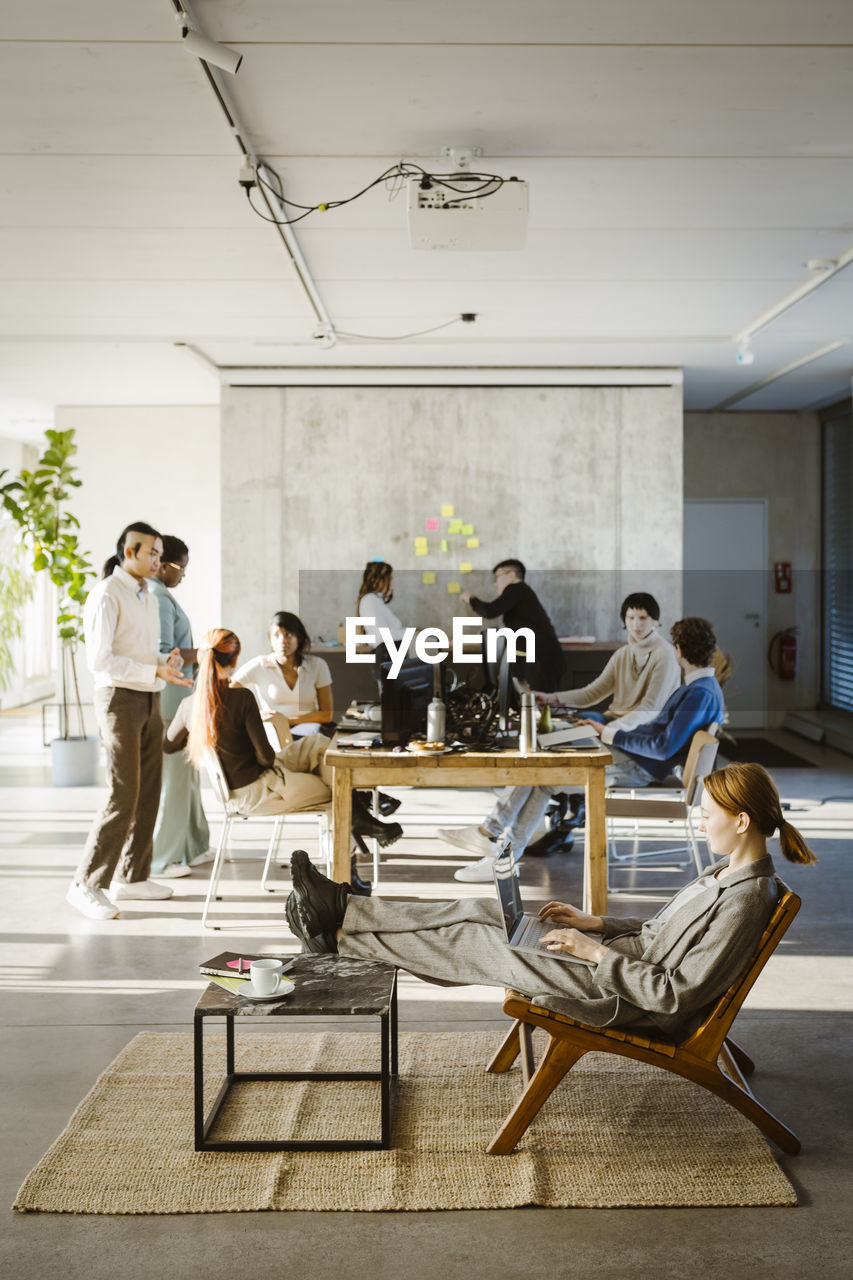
[176,10,242,74]
[733,243,853,349]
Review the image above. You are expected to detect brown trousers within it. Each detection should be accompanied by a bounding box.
[75,686,163,889]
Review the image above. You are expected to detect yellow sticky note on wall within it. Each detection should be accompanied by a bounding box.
[460,562,472,573]
[414,536,428,548]
[440,539,448,552]
[461,523,474,536]
[466,537,479,548]
[447,582,461,594]
[415,546,428,556]
[448,519,463,534]
[422,571,436,585]
[441,504,454,517]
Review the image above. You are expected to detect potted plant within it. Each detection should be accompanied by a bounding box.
[0,524,34,698]
[0,428,98,785]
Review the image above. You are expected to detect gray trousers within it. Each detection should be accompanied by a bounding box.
[75,686,163,889]
[339,896,655,1030]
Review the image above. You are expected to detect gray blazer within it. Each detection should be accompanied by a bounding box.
[535,855,779,1038]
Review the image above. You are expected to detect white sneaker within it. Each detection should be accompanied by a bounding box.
[454,855,500,884]
[66,881,119,920]
[188,850,215,867]
[156,863,192,879]
[438,825,497,857]
[109,878,173,901]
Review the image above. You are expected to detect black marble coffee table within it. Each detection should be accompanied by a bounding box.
[193,955,398,1152]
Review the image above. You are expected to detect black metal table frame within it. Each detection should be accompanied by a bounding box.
[193,972,398,1151]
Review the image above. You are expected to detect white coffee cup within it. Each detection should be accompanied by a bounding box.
[249,958,284,996]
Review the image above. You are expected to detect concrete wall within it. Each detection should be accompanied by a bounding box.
[221,384,684,658]
[684,411,821,726]
[55,405,221,697]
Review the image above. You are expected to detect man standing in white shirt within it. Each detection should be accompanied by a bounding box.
[66,523,192,920]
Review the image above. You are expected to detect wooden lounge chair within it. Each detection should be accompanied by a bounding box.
[485,878,801,1155]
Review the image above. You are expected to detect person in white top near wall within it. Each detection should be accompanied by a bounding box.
[233,610,333,747]
[356,561,407,649]
[441,592,682,875]
[66,523,193,920]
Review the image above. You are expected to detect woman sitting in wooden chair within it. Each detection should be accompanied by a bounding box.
[285,762,815,1047]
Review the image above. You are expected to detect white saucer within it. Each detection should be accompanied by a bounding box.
[238,978,295,1003]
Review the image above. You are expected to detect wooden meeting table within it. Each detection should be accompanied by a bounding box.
[325,740,613,916]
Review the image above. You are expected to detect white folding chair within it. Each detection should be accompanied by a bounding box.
[605,725,720,896]
[200,748,331,929]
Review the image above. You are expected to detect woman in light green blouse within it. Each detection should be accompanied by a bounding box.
[150,535,210,876]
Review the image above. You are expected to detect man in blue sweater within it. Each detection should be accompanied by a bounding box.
[597,615,725,780]
[448,616,724,882]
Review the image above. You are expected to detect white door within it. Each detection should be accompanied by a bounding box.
[683,500,767,729]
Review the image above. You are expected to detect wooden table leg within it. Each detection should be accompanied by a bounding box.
[584,766,607,917]
[332,765,352,882]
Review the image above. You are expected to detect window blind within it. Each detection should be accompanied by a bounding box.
[822,411,853,714]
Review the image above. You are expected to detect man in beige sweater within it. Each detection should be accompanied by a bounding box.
[442,593,681,880]
[539,591,681,742]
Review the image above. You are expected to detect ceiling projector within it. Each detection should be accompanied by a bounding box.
[407,175,528,250]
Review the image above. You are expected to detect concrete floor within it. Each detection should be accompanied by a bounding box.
[2,712,852,1280]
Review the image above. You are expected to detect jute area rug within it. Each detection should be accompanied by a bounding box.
[14,1030,796,1213]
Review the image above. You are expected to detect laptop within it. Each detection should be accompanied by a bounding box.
[493,857,552,955]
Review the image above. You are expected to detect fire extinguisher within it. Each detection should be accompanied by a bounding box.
[768,628,797,681]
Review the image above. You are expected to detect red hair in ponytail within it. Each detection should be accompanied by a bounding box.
[186,629,241,767]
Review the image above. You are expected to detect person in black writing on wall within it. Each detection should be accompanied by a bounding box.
[460,558,564,692]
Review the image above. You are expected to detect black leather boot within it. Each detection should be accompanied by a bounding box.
[289,850,349,944]
[544,792,569,831]
[355,789,402,817]
[349,852,372,896]
[523,823,576,858]
[564,799,586,829]
[351,791,403,848]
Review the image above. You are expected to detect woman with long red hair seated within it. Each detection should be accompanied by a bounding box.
[163,628,402,893]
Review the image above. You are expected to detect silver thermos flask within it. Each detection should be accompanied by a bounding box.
[519,691,537,756]
[426,665,446,742]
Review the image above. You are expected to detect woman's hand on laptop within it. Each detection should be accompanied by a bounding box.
[541,926,607,963]
[538,901,604,933]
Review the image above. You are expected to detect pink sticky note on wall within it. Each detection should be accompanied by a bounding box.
[426,518,439,531]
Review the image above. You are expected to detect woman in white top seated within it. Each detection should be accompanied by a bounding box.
[233,611,333,747]
[356,561,406,647]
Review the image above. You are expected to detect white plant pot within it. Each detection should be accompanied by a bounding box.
[50,736,100,787]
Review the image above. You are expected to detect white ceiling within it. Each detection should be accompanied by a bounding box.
[1,0,852,433]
